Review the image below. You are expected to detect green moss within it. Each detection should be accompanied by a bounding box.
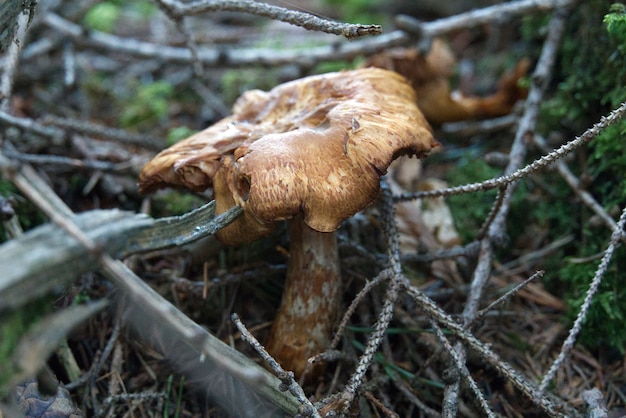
[119,80,173,130]
[445,156,500,243]
[166,126,197,147]
[150,190,206,217]
[220,68,278,106]
[84,2,121,32]
[322,0,385,23]
[0,297,55,391]
[0,181,44,242]
[528,1,626,352]
[83,1,157,33]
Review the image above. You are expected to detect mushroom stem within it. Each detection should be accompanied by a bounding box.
[265,214,341,378]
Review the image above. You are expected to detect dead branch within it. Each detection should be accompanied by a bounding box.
[538,205,626,395]
[395,101,626,201]
[156,0,382,40]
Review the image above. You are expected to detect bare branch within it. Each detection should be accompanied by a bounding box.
[474,270,545,324]
[538,205,626,395]
[533,134,626,244]
[40,0,570,68]
[232,313,320,418]
[431,320,496,418]
[395,101,626,202]
[157,0,382,40]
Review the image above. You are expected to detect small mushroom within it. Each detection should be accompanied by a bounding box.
[139,68,437,377]
[365,39,530,125]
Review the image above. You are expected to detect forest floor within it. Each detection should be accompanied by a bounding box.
[2,0,626,417]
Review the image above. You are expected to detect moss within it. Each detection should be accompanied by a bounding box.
[529,1,626,352]
[0,297,55,392]
[0,181,44,243]
[118,80,173,130]
[445,156,500,243]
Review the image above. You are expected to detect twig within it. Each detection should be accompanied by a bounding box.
[533,134,626,244]
[403,283,569,417]
[41,0,569,68]
[538,205,626,396]
[473,270,545,324]
[156,0,382,40]
[476,185,508,240]
[394,101,626,202]
[41,115,164,150]
[41,11,398,67]
[441,114,519,137]
[391,377,441,418]
[430,320,495,418]
[408,0,574,40]
[400,241,481,264]
[341,181,404,411]
[363,391,399,418]
[2,148,136,173]
[0,6,33,112]
[155,0,206,79]
[88,318,122,412]
[342,279,400,410]
[0,110,65,143]
[231,313,320,418]
[328,269,392,350]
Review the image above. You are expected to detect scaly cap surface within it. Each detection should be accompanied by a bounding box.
[139,68,438,245]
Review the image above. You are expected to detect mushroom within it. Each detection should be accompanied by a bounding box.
[138,67,437,378]
[364,39,530,125]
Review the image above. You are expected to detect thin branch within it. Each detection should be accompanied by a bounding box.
[231,313,320,417]
[533,134,626,244]
[41,115,164,150]
[395,101,626,202]
[430,320,496,418]
[0,6,33,112]
[156,0,382,40]
[410,0,574,40]
[342,279,401,410]
[403,282,569,418]
[328,269,392,350]
[538,205,626,396]
[473,270,545,324]
[341,181,404,411]
[441,114,519,137]
[0,110,65,142]
[2,148,136,173]
[40,0,569,68]
[400,241,481,264]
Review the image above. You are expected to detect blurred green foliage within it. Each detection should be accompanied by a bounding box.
[322,0,385,23]
[445,156,499,243]
[83,0,157,33]
[119,80,173,130]
[0,297,54,392]
[167,126,197,147]
[84,2,120,32]
[220,68,278,106]
[150,190,206,218]
[523,1,626,352]
[0,181,44,243]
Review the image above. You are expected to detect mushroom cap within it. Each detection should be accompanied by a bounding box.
[139,68,437,245]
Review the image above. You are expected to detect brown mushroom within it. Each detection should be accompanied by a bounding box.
[138,67,437,378]
[364,39,530,125]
